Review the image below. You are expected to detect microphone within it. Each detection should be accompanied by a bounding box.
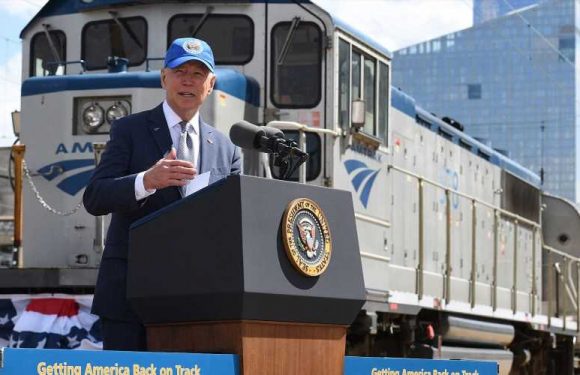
[229,121,261,149]
[230,121,310,180]
[230,121,303,155]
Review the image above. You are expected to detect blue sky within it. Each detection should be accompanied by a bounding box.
[0,0,472,145]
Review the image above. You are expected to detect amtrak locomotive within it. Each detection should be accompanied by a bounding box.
[3,0,580,374]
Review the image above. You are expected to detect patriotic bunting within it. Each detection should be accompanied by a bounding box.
[0,295,102,350]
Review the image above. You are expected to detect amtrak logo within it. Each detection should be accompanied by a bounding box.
[344,160,380,208]
[183,40,203,54]
[439,167,460,210]
[37,159,94,196]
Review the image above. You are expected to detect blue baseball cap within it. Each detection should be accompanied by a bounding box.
[164,37,215,72]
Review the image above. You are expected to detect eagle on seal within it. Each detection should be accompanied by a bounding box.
[297,217,319,259]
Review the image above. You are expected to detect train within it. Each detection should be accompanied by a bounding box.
[2,0,580,374]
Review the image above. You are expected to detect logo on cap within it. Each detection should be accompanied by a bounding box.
[183,40,203,55]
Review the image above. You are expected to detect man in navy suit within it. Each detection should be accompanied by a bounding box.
[83,37,241,351]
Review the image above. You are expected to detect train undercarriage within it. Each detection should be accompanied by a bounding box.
[347,309,575,375]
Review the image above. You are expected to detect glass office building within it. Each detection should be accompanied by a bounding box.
[393,0,578,201]
[474,0,540,24]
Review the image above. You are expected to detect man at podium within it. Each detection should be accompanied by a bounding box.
[83,37,241,351]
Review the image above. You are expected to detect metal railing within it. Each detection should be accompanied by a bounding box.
[45,60,86,75]
[388,163,580,330]
[266,121,341,183]
[388,164,540,308]
[544,244,580,331]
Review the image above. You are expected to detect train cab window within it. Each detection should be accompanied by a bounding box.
[270,131,321,181]
[353,50,379,135]
[338,39,350,129]
[337,37,390,144]
[352,50,362,101]
[168,14,253,64]
[378,62,389,144]
[271,21,321,108]
[363,56,376,135]
[30,30,66,77]
[82,17,147,70]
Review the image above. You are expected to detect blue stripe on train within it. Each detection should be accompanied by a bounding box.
[21,68,260,107]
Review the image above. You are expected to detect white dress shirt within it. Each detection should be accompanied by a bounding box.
[134,100,201,200]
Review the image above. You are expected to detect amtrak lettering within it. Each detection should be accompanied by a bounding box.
[347,143,383,162]
[56,142,94,155]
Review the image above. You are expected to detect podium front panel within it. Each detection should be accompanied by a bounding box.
[128,175,365,325]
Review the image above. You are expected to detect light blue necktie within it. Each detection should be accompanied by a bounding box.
[176,121,193,196]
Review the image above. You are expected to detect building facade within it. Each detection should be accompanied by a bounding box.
[474,0,540,24]
[393,0,578,201]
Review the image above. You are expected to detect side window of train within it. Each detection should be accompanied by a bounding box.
[271,22,322,108]
[168,14,254,64]
[378,61,389,144]
[30,30,66,77]
[362,53,376,135]
[82,17,147,71]
[338,38,389,146]
[338,39,350,129]
[270,131,321,181]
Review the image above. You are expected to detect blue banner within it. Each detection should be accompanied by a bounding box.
[0,348,239,375]
[344,356,497,375]
[0,349,497,375]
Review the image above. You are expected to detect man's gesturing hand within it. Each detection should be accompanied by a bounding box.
[143,148,196,190]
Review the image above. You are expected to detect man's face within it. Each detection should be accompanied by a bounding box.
[161,60,216,118]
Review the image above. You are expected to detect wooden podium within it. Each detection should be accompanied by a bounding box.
[127,175,365,374]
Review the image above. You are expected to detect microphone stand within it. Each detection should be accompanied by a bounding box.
[272,140,309,181]
[257,135,309,181]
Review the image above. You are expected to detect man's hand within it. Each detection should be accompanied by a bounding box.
[143,148,196,190]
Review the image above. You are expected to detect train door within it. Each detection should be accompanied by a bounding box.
[264,2,328,186]
[332,32,392,295]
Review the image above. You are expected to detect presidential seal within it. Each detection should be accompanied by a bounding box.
[282,198,332,277]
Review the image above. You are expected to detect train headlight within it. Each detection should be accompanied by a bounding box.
[106,102,129,123]
[74,96,131,135]
[82,103,105,132]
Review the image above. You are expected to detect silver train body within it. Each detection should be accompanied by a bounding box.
[9,0,580,373]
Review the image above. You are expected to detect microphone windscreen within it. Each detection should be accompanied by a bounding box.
[229,121,264,150]
[262,126,284,139]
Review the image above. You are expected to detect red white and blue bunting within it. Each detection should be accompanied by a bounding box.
[0,295,101,350]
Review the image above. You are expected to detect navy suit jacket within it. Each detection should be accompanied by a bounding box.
[83,103,240,320]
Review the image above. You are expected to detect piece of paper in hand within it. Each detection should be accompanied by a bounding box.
[185,171,211,197]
